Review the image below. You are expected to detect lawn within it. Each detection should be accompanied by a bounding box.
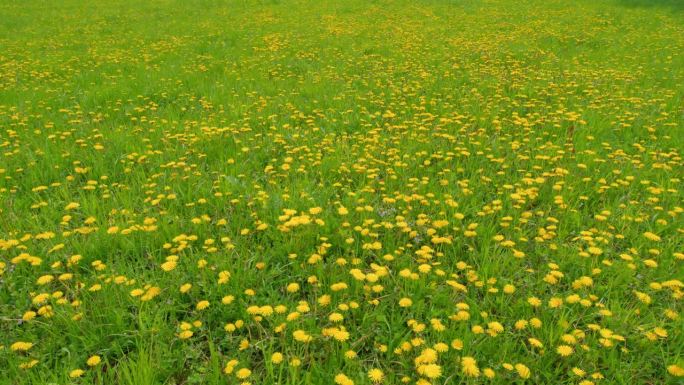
[0,0,682,384]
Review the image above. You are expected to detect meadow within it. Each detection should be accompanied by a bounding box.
[0,0,683,384]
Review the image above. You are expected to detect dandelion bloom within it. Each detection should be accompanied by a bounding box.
[461,356,480,377]
[643,232,661,242]
[368,368,384,383]
[417,364,442,379]
[10,342,33,352]
[87,355,101,366]
[557,345,574,356]
[399,297,413,307]
[271,352,283,364]
[236,368,252,379]
[668,365,684,377]
[178,330,193,339]
[335,373,354,385]
[515,364,531,379]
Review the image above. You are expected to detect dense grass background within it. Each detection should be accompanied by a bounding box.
[0,0,682,384]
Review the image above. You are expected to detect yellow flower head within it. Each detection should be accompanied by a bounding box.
[368,368,384,383]
[86,355,101,366]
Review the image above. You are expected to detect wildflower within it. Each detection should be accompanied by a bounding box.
[160,261,177,271]
[587,247,603,255]
[417,364,442,378]
[399,297,413,307]
[643,232,661,241]
[87,355,101,366]
[530,318,543,328]
[178,330,193,339]
[65,202,80,210]
[557,345,573,356]
[140,287,161,301]
[223,359,238,374]
[218,271,231,284]
[10,342,33,352]
[293,330,312,342]
[667,365,684,376]
[20,359,39,369]
[271,352,283,364]
[222,295,235,304]
[515,364,531,379]
[461,356,480,377]
[332,328,350,341]
[335,373,354,385]
[236,368,251,379]
[434,343,448,352]
[36,275,54,285]
[368,368,384,383]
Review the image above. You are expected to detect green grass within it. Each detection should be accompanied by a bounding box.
[0,0,683,384]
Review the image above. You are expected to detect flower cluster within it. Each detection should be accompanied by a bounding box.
[1,0,683,384]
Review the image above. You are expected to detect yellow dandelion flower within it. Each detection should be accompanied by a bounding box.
[10,342,33,352]
[399,297,413,307]
[86,355,101,366]
[235,368,251,379]
[417,364,442,379]
[160,260,177,271]
[223,359,238,374]
[178,330,193,339]
[643,232,661,242]
[557,345,573,356]
[515,364,531,379]
[461,356,480,377]
[667,365,684,377]
[271,352,283,364]
[368,368,384,383]
[335,373,354,385]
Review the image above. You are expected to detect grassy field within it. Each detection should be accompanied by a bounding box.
[1,0,683,384]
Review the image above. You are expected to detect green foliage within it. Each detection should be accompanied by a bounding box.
[0,0,682,384]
